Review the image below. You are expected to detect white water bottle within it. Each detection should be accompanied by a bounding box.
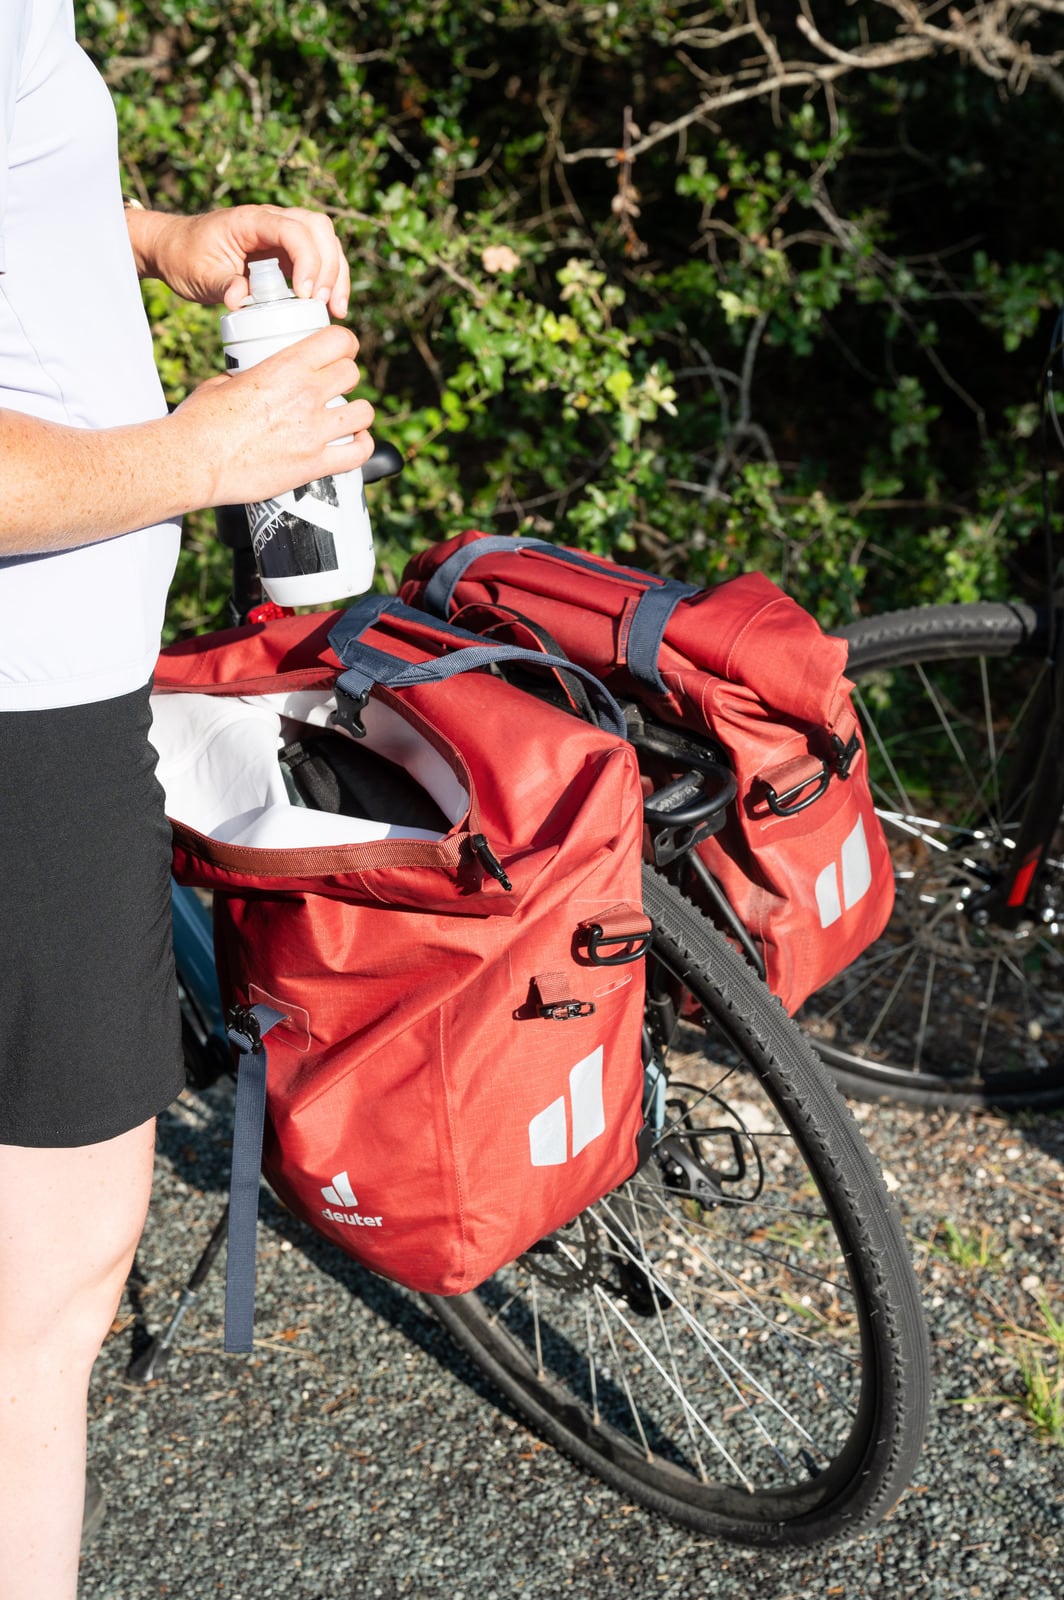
[219,258,375,607]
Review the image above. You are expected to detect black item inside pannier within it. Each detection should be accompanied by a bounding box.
[279,733,450,833]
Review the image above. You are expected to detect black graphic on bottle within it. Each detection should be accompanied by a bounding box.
[248,477,339,579]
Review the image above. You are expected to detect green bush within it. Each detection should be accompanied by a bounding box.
[76,1,1064,637]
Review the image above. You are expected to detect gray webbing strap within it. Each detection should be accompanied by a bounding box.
[421,535,554,616]
[224,1003,285,1355]
[417,537,696,696]
[626,580,698,694]
[328,595,628,739]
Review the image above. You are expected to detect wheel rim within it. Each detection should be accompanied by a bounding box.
[801,645,1064,1104]
[439,943,879,1526]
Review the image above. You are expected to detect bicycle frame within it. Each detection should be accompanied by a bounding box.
[977,599,1064,929]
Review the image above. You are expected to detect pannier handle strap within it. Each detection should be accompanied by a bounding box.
[418,535,698,698]
[328,594,629,740]
[224,1002,286,1355]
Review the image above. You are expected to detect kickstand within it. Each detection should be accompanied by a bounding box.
[127,1204,229,1383]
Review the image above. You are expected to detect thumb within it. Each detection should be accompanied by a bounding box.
[222,274,250,310]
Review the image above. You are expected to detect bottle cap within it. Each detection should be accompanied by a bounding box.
[247,259,293,304]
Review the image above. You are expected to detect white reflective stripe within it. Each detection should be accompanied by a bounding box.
[529,1096,568,1166]
[321,1169,358,1207]
[815,862,842,928]
[815,817,873,927]
[841,816,872,910]
[569,1046,606,1156]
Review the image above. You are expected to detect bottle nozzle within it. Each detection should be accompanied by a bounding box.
[247,258,293,304]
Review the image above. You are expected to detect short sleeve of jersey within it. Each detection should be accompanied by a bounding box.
[0,5,31,269]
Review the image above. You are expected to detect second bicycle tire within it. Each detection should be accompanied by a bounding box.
[799,601,1064,1109]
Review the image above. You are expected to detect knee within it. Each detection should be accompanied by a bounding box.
[0,1122,155,1376]
[4,1211,146,1382]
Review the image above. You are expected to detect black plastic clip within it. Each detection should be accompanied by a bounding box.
[538,998,596,1021]
[332,684,370,739]
[226,1005,263,1054]
[830,730,860,780]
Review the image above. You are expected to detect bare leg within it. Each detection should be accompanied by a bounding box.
[0,1119,156,1600]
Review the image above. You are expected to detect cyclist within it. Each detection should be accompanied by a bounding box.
[0,5,373,1595]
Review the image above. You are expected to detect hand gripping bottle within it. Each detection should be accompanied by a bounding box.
[219,259,374,606]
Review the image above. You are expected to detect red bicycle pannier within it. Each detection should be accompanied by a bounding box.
[400,532,894,1015]
[151,596,650,1348]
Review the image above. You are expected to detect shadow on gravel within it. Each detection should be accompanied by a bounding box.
[136,1088,526,1427]
[1005,1106,1064,1170]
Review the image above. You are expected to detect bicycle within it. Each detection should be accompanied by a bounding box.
[148,456,930,1550]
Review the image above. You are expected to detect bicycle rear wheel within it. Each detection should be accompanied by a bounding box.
[799,601,1064,1108]
[428,868,929,1548]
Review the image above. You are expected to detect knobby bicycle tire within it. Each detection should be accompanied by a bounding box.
[798,600,1064,1108]
[427,868,929,1548]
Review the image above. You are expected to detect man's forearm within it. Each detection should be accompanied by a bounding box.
[0,408,208,553]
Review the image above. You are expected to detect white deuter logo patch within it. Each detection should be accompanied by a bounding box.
[528,1046,606,1167]
[320,1169,357,1207]
[319,1168,383,1228]
[814,817,873,929]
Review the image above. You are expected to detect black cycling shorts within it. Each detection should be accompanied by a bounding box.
[0,683,184,1147]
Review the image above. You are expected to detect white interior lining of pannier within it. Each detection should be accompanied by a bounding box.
[149,689,469,849]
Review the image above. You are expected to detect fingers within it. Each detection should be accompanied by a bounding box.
[222,274,249,311]
[239,205,350,318]
[273,325,362,403]
[230,329,373,436]
[300,322,360,366]
[280,209,350,316]
[327,418,375,476]
[325,397,376,445]
[161,205,353,316]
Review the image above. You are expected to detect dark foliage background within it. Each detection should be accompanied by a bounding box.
[77,1,1064,637]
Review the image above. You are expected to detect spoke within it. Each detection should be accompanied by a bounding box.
[591,1284,757,1485]
[973,955,1000,1077]
[600,1196,861,1395]
[585,1297,601,1426]
[912,952,936,1074]
[627,1184,714,1480]
[531,1275,544,1379]
[591,1204,852,1457]
[859,946,922,1052]
[997,948,1046,1020]
[810,935,931,1025]
[638,1124,856,1233]
[979,655,1002,824]
[593,1290,654,1461]
[487,1284,532,1329]
[853,686,917,818]
[598,1187,859,1384]
[914,661,992,825]
[647,1068,742,1156]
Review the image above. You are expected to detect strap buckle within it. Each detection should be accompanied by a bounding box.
[226,1004,263,1053]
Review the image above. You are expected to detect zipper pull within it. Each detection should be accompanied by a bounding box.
[470,833,513,892]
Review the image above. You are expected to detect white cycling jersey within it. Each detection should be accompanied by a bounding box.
[0,0,180,710]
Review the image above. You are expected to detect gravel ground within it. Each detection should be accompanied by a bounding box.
[79,1076,1063,1600]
